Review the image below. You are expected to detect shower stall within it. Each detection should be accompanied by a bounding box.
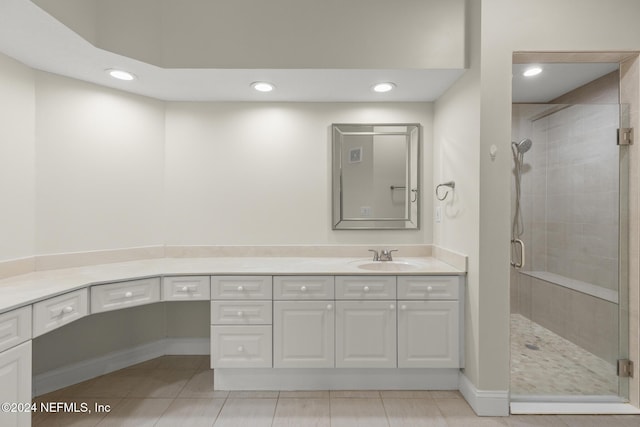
[510,101,630,404]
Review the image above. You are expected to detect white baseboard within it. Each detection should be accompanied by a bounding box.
[33,337,209,397]
[458,373,509,416]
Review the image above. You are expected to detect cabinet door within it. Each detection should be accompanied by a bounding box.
[335,300,396,368]
[398,300,459,368]
[211,325,272,368]
[0,341,31,427]
[273,301,334,368]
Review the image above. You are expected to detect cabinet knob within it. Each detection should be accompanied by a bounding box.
[237,345,244,352]
[427,286,434,292]
[326,304,333,310]
[124,291,133,298]
[363,286,370,292]
[237,286,244,292]
[181,286,189,292]
[389,304,395,310]
[237,311,244,317]
[401,305,407,310]
[300,286,307,292]
[62,306,74,314]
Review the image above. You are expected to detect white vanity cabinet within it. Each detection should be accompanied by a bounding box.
[397,276,462,368]
[335,299,397,368]
[210,276,273,368]
[273,276,335,368]
[0,307,32,427]
[334,276,397,368]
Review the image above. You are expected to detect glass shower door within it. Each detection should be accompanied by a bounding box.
[510,103,629,401]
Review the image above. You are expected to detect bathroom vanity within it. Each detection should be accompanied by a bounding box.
[0,252,465,427]
[210,274,463,390]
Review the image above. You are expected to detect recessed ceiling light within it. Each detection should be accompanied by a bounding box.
[106,69,136,81]
[523,66,542,77]
[372,82,396,93]
[251,82,275,92]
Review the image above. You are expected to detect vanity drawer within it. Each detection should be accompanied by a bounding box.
[211,276,272,300]
[163,275,211,301]
[397,276,460,300]
[0,306,31,353]
[33,289,88,337]
[211,325,272,368]
[211,301,272,325]
[335,276,396,299]
[91,278,161,313]
[273,276,334,300]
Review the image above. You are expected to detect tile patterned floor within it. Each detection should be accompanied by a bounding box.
[510,314,618,396]
[33,355,640,426]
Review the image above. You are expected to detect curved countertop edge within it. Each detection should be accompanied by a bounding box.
[0,256,466,314]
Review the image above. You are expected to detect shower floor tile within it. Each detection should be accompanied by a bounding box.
[510,313,618,396]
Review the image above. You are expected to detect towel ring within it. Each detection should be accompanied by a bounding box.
[436,181,455,201]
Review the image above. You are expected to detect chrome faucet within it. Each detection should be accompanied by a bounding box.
[368,249,379,261]
[379,249,398,261]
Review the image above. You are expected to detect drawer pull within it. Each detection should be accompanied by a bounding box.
[427,286,434,292]
[124,291,133,298]
[62,306,74,314]
[300,286,307,292]
[180,286,189,292]
[389,304,395,310]
[326,304,333,310]
[237,345,245,352]
[363,286,370,292]
[401,304,407,310]
[237,311,244,317]
[237,286,244,292]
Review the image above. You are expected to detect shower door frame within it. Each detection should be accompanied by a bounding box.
[509,51,639,414]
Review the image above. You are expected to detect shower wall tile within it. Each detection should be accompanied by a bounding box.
[510,268,520,314]
[518,273,532,319]
[531,278,568,337]
[527,276,618,364]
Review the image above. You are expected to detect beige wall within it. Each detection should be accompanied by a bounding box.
[433,0,482,389]
[164,102,432,246]
[481,0,640,401]
[34,72,166,255]
[0,54,35,261]
[0,64,434,260]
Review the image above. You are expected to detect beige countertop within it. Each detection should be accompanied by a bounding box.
[0,256,465,314]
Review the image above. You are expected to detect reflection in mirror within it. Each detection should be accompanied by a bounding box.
[332,124,420,229]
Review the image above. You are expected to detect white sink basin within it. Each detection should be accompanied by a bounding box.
[354,260,422,272]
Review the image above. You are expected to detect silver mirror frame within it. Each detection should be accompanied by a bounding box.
[331,123,420,230]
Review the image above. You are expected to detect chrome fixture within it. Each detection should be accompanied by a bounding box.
[436,181,455,201]
[511,138,532,269]
[368,249,398,261]
[379,249,398,261]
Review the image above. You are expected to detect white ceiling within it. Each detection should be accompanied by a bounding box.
[0,0,622,103]
[512,62,619,103]
[0,0,465,102]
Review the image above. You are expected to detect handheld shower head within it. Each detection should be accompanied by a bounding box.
[512,138,532,154]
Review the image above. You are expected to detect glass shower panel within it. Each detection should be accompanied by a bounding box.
[510,103,628,400]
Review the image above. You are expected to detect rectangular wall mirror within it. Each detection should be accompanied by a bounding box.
[332,123,420,230]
